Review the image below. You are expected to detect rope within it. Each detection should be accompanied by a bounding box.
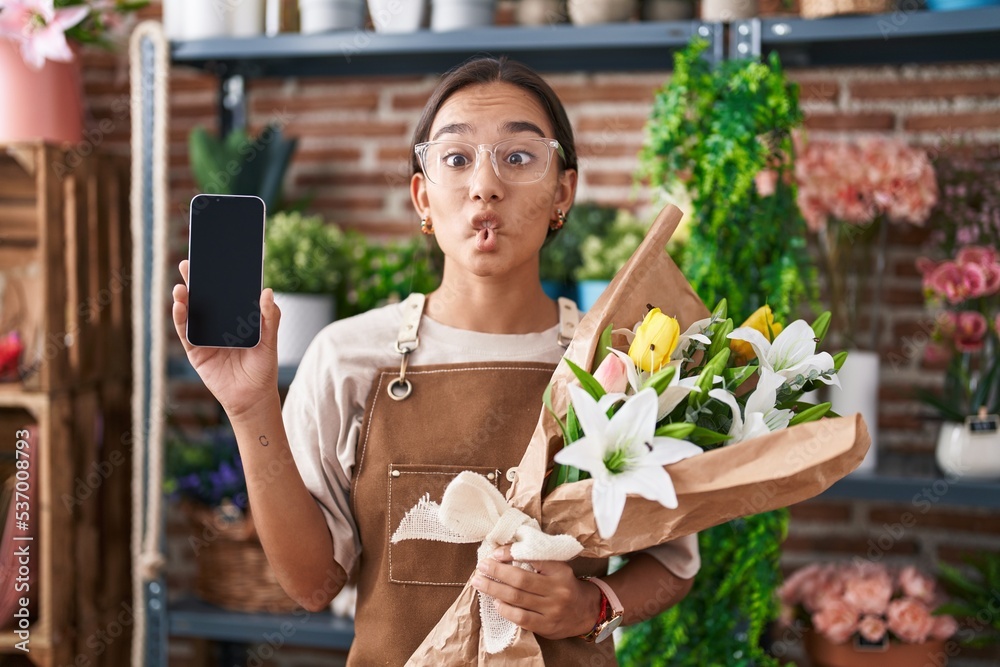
[129,20,169,667]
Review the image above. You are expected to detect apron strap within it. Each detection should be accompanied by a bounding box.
[556,297,579,348]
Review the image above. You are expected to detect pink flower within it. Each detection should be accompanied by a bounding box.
[858,614,888,643]
[843,565,894,615]
[779,563,825,606]
[957,246,998,267]
[923,342,951,366]
[0,0,88,69]
[887,598,934,643]
[930,614,959,641]
[983,263,1000,297]
[803,567,846,613]
[925,261,968,304]
[813,600,859,644]
[592,351,628,395]
[995,313,1000,335]
[755,169,778,198]
[898,566,937,604]
[954,311,988,353]
[961,262,988,299]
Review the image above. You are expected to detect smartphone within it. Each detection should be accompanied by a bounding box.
[185,194,266,348]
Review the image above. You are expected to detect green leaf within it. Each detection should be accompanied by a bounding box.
[833,351,849,372]
[724,365,757,390]
[654,423,696,438]
[689,426,732,446]
[643,365,678,393]
[564,358,606,402]
[566,405,582,442]
[711,298,728,322]
[690,349,731,409]
[542,383,571,445]
[811,311,832,345]
[707,318,734,362]
[788,402,831,426]
[594,323,614,368]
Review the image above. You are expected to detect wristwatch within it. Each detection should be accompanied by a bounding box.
[578,577,624,644]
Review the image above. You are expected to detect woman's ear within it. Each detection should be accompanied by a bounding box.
[411,172,430,219]
[554,168,578,217]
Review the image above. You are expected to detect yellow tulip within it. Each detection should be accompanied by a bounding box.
[730,305,783,365]
[628,308,680,373]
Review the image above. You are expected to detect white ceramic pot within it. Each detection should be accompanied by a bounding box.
[300,0,367,33]
[568,0,637,24]
[272,293,336,365]
[700,0,758,21]
[642,0,694,20]
[828,350,879,474]
[936,420,1000,480]
[230,0,266,36]
[430,0,496,30]
[516,0,566,25]
[180,0,231,39]
[368,0,427,32]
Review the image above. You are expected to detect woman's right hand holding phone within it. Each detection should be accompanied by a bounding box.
[171,259,281,418]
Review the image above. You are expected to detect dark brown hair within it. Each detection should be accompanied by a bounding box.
[410,56,578,178]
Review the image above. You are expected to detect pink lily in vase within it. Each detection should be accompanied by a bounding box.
[0,0,89,69]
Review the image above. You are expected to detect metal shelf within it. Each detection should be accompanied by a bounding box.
[168,597,354,650]
[732,7,1000,66]
[821,473,1000,508]
[170,20,723,78]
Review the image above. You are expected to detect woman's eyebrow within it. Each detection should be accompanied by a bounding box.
[501,121,546,137]
[431,123,473,140]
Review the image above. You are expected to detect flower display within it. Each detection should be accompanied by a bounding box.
[916,245,1000,421]
[780,562,957,646]
[547,298,843,537]
[164,427,248,512]
[0,1,146,69]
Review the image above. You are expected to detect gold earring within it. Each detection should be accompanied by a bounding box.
[549,209,566,231]
[420,217,434,235]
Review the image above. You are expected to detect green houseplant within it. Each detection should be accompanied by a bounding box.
[618,37,814,667]
[539,201,619,300]
[937,552,1000,648]
[574,210,649,311]
[338,232,442,320]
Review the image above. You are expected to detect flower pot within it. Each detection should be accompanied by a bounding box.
[516,0,566,25]
[300,0,367,33]
[368,0,427,32]
[642,0,694,20]
[828,349,878,474]
[430,0,496,30]
[0,39,83,144]
[230,0,267,37]
[804,630,947,667]
[936,419,1000,480]
[272,292,336,365]
[179,0,230,39]
[576,280,610,313]
[568,0,638,24]
[700,0,758,21]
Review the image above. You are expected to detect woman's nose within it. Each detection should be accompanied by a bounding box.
[468,150,504,202]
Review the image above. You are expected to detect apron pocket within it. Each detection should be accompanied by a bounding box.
[387,463,499,587]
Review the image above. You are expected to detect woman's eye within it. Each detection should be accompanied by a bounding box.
[505,151,535,166]
[443,153,470,168]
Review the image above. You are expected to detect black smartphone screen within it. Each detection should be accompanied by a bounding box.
[186,194,265,348]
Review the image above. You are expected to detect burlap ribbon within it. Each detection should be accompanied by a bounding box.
[391,471,583,657]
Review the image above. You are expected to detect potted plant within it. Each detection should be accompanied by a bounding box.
[619,37,813,667]
[368,0,426,32]
[538,202,618,302]
[0,1,146,143]
[430,0,495,30]
[299,0,367,33]
[264,211,348,365]
[567,0,637,24]
[936,552,1000,649]
[164,426,300,613]
[516,0,566,25]
[641,0,694,20]
[779,562,959,666]
[573,210,648,312]
[915,246,1000,480]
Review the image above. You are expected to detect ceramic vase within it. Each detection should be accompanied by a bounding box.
[368,0,427,31]
[568,0,638,24]
[300,0,368,33]
[936,420,1000,480]
[272,293,336,365]
[430,0,496,30]
[0,39,83,144]
[805,630,948,667]
[700,0,758,20]
[828,349,879,474]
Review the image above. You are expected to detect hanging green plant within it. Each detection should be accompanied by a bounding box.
[619,37,816,667]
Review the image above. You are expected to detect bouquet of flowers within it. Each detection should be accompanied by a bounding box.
[0,1,147,69]
[779,561,958,647]
[164,426,248,523]
[795,136,937,349]
[392,205,871,664]
[915,246,1000,421]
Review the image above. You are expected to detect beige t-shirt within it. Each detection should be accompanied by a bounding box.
[282,299,701,582]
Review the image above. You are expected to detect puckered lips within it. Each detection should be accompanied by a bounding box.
[472,211,501,252]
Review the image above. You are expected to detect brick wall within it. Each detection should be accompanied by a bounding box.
[82,2,1000,665]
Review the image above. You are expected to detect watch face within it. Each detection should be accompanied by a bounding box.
[595,615,623,643]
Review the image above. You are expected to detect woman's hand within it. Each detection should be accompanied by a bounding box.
[470,545,602,640]
[171,259,280,418]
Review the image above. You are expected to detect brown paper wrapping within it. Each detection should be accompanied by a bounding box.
[405,204,872,664]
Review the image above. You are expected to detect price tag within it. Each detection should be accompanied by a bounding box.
[965,413,1000,436]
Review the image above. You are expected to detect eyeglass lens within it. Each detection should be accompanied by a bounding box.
[420,138,555,186]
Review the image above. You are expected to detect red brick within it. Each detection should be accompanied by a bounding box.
[585,171,634,187]
[296,147,364,163]
[295,172,397,188]
[851,79,1000,100]
[252,90,379,114]
[309,195,386,211]
[282,119,410,138]
[577,142,644,158]
[793,79,840,103]
[575,115,648,133]
[804,113,896,131]
[904,112,1000,132]
[877,413,924,431]
[789,500,853,523]
[872,507,1000,535]
[936,544,1000,564]
[392,91,434,110]
[552,83,656,104]
[783,533,920,556]
[377,146,413,163]
[883,286,925,307]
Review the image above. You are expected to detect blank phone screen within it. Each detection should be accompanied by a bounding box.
[186,194,265,348]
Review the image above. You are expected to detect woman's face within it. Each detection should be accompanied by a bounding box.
[411,81,577,280]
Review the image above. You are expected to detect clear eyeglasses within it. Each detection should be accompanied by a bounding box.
[414,137,566,188]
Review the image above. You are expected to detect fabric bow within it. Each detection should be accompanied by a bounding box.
[391,471,583,655]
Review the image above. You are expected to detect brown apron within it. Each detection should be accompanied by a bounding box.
[348,294,616,666]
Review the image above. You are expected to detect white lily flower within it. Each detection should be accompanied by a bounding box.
[727,319,840,389]
[709,369,794,443]
[606,348,697,420]
[673,316,713,360]
[554,386,703,539]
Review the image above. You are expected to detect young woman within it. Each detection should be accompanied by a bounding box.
[172,56,699,666]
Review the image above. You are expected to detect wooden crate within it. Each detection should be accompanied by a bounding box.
[0,143,131,392]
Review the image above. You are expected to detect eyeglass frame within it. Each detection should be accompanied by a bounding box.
[413,137,567,187]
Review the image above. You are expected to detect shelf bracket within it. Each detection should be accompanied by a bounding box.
[695,21,725,65]
[220,74,248,136]
[730,19,762,60]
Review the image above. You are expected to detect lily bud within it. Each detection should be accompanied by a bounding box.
[593,352,628,394]
[628,308,680,373]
